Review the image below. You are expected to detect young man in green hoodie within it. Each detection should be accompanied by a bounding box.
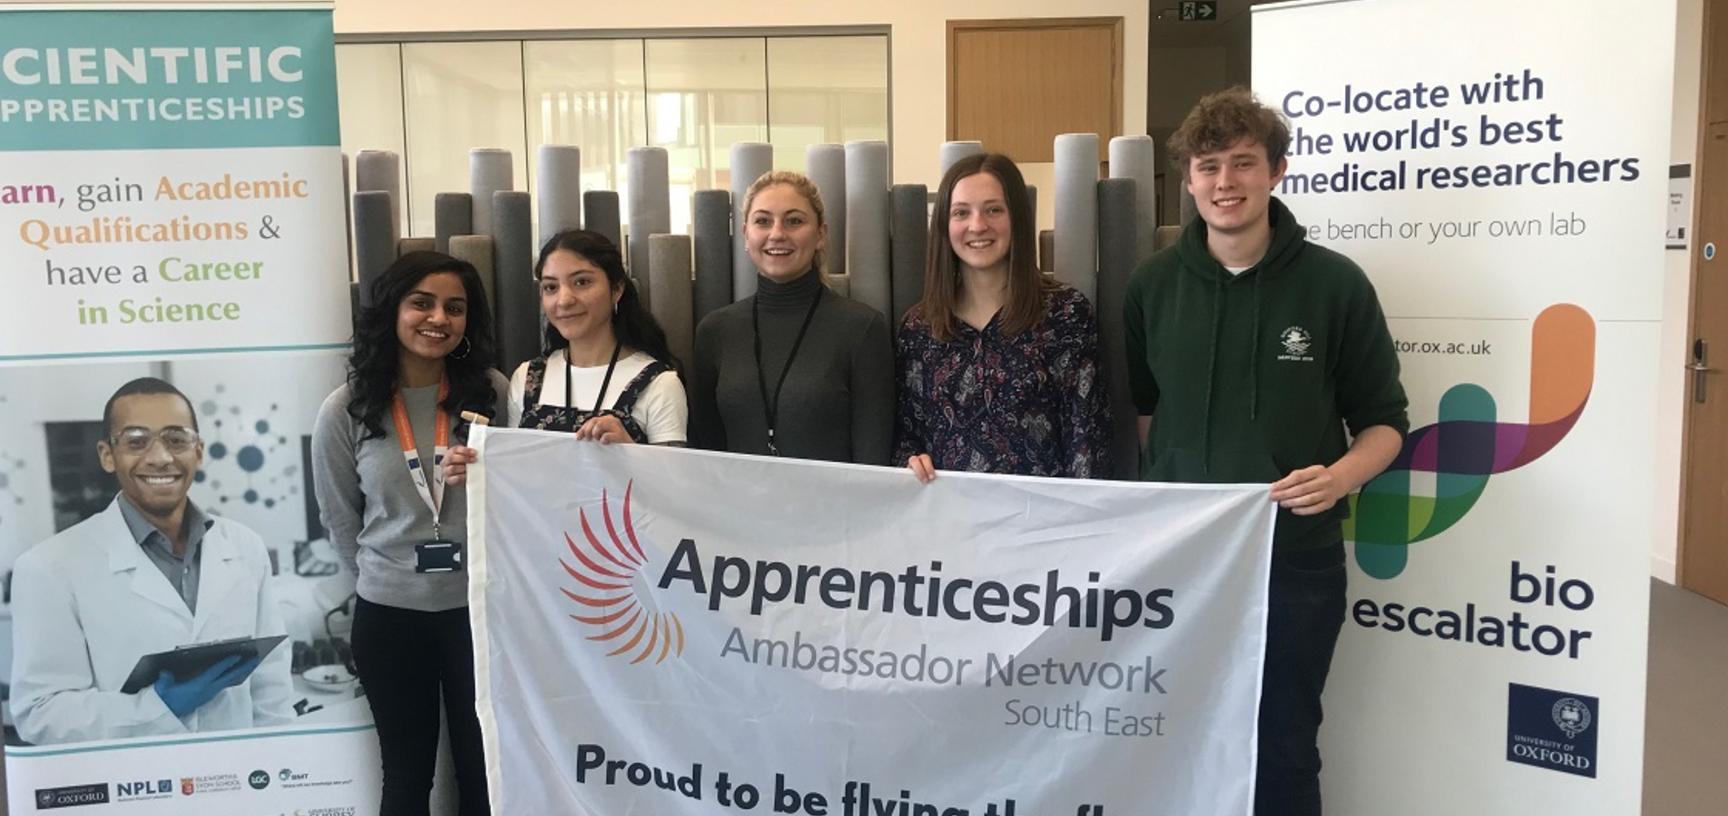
[1123,88,1409,814]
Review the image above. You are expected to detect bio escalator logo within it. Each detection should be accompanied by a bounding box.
[1346,304,1595,578]
[561,481,687,664]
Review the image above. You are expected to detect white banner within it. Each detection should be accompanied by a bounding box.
[471,430,1277,816]
[1253,0,1668,811]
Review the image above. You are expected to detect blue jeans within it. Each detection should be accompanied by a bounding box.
[1255,543,1348,816]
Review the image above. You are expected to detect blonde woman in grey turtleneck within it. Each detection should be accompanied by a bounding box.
[688,171,894,465]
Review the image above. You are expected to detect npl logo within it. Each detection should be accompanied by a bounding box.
[116,778,173,798]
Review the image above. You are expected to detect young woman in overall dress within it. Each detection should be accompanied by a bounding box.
[444,230,687,487]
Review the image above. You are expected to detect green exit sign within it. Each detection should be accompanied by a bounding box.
[1180,1,1218,21]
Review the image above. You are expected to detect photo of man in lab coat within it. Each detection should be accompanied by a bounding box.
[8,376,295,745]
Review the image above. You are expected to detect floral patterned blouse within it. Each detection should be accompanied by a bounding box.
[893,283,1111,478]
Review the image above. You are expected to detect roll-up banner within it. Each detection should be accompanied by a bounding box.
[470,433,1277,815]
[1253,0,1669,812]
[0,4,378,814]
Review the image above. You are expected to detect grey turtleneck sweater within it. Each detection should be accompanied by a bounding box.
[689,270,894,465]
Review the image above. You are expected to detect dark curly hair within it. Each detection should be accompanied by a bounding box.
[1167,86,1291,178]
[346,251,500,440]
[535,230,679,372]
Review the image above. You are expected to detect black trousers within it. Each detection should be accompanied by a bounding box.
[1255,543,1349,816]
[352,596,490,816]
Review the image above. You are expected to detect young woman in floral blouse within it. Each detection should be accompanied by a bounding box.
[896,153,1110,480]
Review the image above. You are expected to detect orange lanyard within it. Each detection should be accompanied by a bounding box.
[391,378,450,537]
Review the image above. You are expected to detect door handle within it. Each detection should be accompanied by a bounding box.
[1693,339,1712,403]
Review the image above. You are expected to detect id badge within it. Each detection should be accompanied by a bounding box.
[415,540,463,573]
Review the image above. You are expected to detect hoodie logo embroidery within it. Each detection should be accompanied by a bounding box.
[1278,326,1315,361]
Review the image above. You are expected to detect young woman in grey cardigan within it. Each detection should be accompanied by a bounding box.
[688,171,895,464]
[310,252,508,816]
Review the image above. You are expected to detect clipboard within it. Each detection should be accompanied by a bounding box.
[120,635,288,694]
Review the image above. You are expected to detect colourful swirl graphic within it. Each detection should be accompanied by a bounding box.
[1346,304,1595,579]
[560,481,686,663]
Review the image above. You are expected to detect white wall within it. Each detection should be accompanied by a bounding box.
[330,0,1152,192]
[1656,0,1704,583]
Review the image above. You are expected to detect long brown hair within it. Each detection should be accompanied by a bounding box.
[918,153,1052,342]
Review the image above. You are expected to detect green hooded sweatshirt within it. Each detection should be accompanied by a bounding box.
[1122,197,1409,552]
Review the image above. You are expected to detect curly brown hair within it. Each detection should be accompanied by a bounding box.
[1167,87,1290,178]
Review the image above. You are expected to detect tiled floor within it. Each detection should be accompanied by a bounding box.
[1643,579,1728,815]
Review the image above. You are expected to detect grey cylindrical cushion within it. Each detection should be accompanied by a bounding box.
[939,141,984,177]
[448,235,496,312]
[493,191,538,374]
[1038,229,1055,274]
[649,234,694,367]
[1025,183,1037,236]
[806,144,846,277]
[1054,133,1099,300]
[397,237,435,257]
[692,189,733,324]
[1096,178,1140,480]
[353,191,394,308]
[355,150,402,243]
[729,142,772,300]
[583,190,622,250]
[434,193,473,254]
[844,140,891,316]
[626,147,670,312]
[469,148,513,240]
[341,152,353,279]
[1155,225,1182,251]
[889,183,928,326]
[1109,136,1157,263]
[538,144,583,244]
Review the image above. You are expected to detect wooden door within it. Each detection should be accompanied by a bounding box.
[947,18,1123,163]
[1680,0,1728,604]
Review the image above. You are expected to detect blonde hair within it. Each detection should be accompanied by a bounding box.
[743,170,828,277]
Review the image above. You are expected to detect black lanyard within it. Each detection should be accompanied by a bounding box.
[752,284,823,456]
[566,341,624,416]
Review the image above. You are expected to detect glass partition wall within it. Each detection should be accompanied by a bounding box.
[336,32,890,240]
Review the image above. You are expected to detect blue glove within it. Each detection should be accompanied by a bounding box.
[153,655,261,719]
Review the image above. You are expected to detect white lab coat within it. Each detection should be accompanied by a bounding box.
[9,498,296,745]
